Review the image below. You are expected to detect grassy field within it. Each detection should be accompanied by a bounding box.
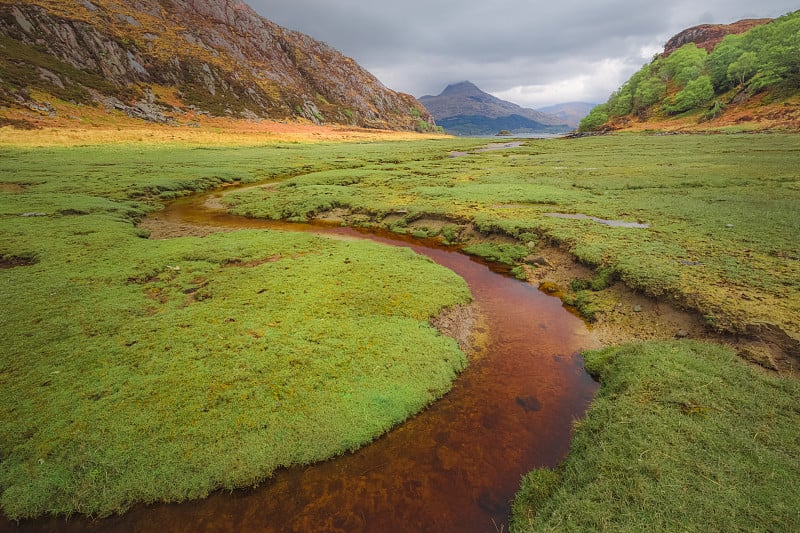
[0,139,474,519]
[511,340,800,532]
[226,134,800,358]
[1,131,798,528]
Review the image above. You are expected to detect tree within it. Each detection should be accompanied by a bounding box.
[662,44,707,86]
[578,104,609,132]
[727,51,758,86]
[664,75,715,114]
[708,34,745,91]
[633,75,666,116]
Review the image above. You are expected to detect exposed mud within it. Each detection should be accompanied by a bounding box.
[0,254,38,268]
[429,303,490,361]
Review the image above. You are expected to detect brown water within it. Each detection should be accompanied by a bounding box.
[8,189,600,533]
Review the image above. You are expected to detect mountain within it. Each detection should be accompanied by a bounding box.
[536,102,597,129]
[418,81,569,136]
[580,12,800,133]
[0,0,435,131]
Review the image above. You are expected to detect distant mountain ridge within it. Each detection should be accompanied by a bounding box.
[0,0,435,130]
[419,81,569,135]
[535,102,597,129]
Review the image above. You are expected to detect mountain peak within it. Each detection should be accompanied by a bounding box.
[440,81,482,96]
[419,81,569,136]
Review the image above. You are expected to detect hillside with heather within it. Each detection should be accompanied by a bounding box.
[0,0,436,131]
[580,11,800,132]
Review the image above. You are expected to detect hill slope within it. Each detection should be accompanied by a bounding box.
[580,12,800,132]
[419,81,569,135]
[536,102,597,129]
[0,0,435,131]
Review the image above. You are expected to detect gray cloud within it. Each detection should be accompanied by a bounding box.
[249,0,798,107]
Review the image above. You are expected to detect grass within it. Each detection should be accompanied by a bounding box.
[510,340,800,532]
[0,140,474,519]
[1,132,798,527]
[225,134,800,345]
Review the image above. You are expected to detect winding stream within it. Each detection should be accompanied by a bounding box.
[15,180,601,532]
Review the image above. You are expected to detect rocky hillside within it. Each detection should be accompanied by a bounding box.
[419,81,568,136]
[580,12,800,132]
[0,0,435,131]
[661,19,772,56]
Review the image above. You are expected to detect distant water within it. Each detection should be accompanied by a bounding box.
[458,132,571,139]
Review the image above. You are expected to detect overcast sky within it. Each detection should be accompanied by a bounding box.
[249,1,798,109]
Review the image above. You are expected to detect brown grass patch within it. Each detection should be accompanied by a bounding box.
[0,254,38,268]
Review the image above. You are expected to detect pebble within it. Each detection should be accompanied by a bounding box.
[633,305,643,313]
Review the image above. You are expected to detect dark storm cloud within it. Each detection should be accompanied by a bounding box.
[248,0,798,107]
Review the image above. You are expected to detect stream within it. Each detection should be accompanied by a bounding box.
[15,179,601,532]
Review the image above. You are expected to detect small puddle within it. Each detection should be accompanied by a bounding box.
[475,141,525,152]
[8,184,600,532]
[545,212,649,229]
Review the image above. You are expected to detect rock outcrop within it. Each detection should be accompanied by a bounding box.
[661,18,772,56]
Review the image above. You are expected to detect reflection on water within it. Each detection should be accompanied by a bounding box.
[8,191,600,533]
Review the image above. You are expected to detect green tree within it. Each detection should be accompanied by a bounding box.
[708,34,745,91]
[664,75,715,114]
[578,104,609,132]
[662,44,708,86]
[633,75,667,116]
[727,51,758,86]
[607,86,633,116]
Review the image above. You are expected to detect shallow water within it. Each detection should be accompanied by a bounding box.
[544,212,650,228]
[9,188,600,533]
